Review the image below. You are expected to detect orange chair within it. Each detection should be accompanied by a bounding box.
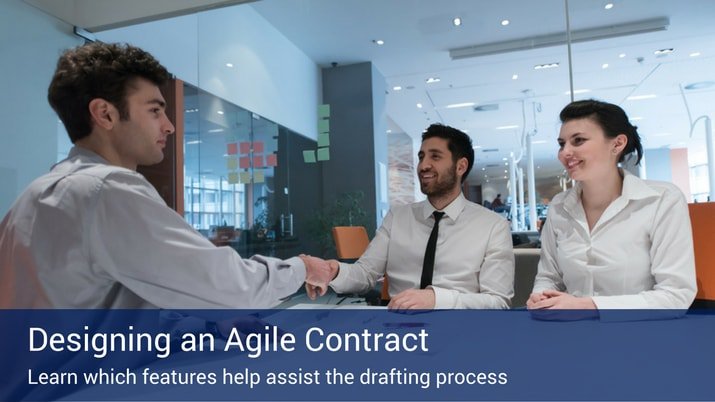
[331,226,390,304]
[688,203,715,308]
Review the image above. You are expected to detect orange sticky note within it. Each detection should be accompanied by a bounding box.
[239,157,250,169]
[266,154,278,167]
[253,141,264,153]
[239,142,251,154]
[253,156,264,168]
[226,143,238,155]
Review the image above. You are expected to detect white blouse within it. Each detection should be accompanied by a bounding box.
[532,171,696,309]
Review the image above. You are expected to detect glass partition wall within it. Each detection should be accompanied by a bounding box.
[183,83,310,258]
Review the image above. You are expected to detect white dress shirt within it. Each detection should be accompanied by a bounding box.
[532,170,696,309]
[0,147,306,308]
[330,193,514,309]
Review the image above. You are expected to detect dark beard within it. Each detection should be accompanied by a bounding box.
[420,164,458,197]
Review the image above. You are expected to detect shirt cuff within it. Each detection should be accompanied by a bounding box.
[430,286,454,309]
[284,256,307,283]
[328,262,351,293]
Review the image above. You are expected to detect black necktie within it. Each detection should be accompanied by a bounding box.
[420,211,445,289]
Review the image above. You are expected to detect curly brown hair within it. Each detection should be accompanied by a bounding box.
[47,42,171,143]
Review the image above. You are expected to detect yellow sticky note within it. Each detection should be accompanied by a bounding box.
[228,172,239,184]
[239,171,251,183]
[317,147,330,161]
[253,170,265,183]
[303,150,316,163]
[318,119,329,134]
[226,157,238,170]
[318,104,330,118]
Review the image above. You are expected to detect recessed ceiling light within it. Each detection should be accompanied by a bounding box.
[627,94,657,101]
[512,74,519,80]
[654,48,674,55]
[186,140,202,145]
[416,103,423,108]
[604,3,614,10]
[629,116,644,121]
[445,102,475,109]
[386,129,392,134]
[496,125,519,130]
[501,19,510,26]
[225,63,234,68]
[602,63,609,69]
[684,81,715,90]
[504,170,508,173]
[502,157,508,161]
[373,39,385,45]
[426,77,441,83]
[532,140,548,144]
[482,167,486,171]
[534,62,559,70]
[504,163,508,166]
[473,145,482,149]
[392,86,402,91]
[564,89,591,95]
[619,53,626,58]
[690,52,701,57]
[207,128,224,133]
[453,17,462,26]
[217,110,224,115]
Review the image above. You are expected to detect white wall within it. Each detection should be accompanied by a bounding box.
[0,0,82,216]
[97,4,321,140]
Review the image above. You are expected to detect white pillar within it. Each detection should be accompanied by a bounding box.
[706,117,715,201]
[526,135,538,231]
[509,153,518,231]
[517,167,525,230]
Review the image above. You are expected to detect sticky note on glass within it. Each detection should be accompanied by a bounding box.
[226,157,238,170]
[317,147,330,161]
[253,156,264,168]
[252,141,264,153]
[266,154,278,167]
[239,157,250,169]
[318,133,330,147]
[239,172,251,183]
[303,150,316,163]
[226,143,238,155]
[318,119,329,134]
[318,104,330,118]
[239,142,251,154]
[253,170,265,183]
[228,172,239,184]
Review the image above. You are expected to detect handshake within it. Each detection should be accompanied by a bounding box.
[299,255,340,300]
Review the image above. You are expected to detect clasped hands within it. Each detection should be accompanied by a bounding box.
[526,289,596,310]
[300,255,435,309]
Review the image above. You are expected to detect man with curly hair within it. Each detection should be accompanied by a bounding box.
[0,42,332,308]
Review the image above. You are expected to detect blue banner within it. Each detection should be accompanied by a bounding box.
[0,309,713,401]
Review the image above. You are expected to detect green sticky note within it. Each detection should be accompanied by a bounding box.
[239,171,251,183]
[228,172,239,184]
[318,133,330,147]
[226,157,238,170]
[317,147,330,161]
[318,119,329,134]
[318,104,330,118]
[303,150,316,163]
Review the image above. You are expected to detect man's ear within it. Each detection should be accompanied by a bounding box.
[88,98,116,131]
[456,157,468,177]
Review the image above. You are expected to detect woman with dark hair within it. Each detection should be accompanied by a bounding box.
[527,99,696,310]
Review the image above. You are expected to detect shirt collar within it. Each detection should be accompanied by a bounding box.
[563,169,659,212]
[421,192,466,222]
[67,146,112,165]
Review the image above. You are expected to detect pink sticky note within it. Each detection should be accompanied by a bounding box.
[252,141,264,153]
[253,156,264,168]
[239,142,251,154]
[266,154,278,167]
[239,157,250,169]
[226,143,238,155]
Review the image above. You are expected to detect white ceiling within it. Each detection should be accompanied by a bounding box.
[26,0,715,186]
[250,0,715,183]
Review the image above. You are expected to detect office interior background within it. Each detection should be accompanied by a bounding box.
[2,0,714,260]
